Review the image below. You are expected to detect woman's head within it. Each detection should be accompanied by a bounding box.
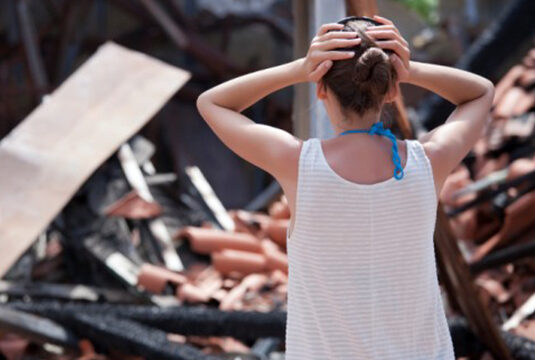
[318,17,398,120]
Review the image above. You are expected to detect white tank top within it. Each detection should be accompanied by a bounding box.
[285,137,456,360]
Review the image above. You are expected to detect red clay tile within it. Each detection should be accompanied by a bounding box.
[176,226,262,254]
[474,153,509,180]
[176,282,212,303]
[137,263,186,294]
[494,87,527,118]
[268,197,290,219]
[228,210,258,235]
[470,190,535,262]
[269,268,288,285]
[518,68,535,89]
[176,269,222,303]
[506,158,535,180]
[218,273,268,310]
[104,190,163,219]
[262,218,289,248]
[493,65,524,106]
[260,238,288,273]
[513,89,535,115]
[475,274,511,304]
[212,249,267,276]
[439,165,473,206]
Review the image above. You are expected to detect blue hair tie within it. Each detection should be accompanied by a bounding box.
[338,121,404,180]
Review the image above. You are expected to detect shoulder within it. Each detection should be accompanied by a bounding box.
[414,138,449,195]
[275,136,306,182]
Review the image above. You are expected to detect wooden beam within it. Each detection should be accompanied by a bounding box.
[0,42,190,277]
[345,0,378,17]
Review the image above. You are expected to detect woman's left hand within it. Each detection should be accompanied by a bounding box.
[299,23,362,83]
[364,15,411,83]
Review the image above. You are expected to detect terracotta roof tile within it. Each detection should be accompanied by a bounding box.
[177,226,263,254]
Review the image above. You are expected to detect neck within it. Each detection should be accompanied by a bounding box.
[334,110,381,134]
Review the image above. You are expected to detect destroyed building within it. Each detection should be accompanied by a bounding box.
[0,0,534,359]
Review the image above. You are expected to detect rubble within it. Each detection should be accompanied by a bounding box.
[1,1,535,359]
[439,42,535,353]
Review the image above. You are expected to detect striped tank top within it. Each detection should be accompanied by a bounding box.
[285,137,456,360]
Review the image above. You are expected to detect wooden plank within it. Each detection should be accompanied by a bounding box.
[0,41,190,277]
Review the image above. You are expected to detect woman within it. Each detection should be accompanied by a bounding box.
[197,14,494,360]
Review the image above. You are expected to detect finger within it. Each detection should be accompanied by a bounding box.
[389,53,403,72]
[366,24,402,37]
[365,29,408,47]
[375,40,409,68]
[313,50,356,63]
[315,37,361,50]
[315,31,359,43]
[389,53,407,79]
[317,23,344,36]
[372,14,393,25]
[309,60,332,82]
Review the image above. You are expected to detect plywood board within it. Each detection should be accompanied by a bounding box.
[0,41,190,276]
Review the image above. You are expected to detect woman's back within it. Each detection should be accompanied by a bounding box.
[285,137,456,360]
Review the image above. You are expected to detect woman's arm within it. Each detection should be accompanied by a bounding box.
[196,59,306,182]
[405,60,493,106]
[405,60,495,191]
[196,23,359,182]
[366,15,495,196]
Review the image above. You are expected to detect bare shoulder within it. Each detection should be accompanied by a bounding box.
[416,138,448,199]
[273,136,304,186]
[277,137,304,220]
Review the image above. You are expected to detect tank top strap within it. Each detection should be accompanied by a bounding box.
[409,139,438,204]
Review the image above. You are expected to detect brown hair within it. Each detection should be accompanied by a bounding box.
[321,18,398,117]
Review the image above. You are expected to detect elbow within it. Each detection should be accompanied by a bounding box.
[196,91,213,118]
[482,80,496,108]
[470,79,495,106]
[483,79,495,98]
[477,77,495,101]
[196,92,208,112]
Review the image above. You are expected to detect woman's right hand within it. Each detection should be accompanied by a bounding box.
[364,15,411,83]
[299,23,362,83]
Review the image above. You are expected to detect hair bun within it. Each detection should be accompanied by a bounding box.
[352,47,390,94]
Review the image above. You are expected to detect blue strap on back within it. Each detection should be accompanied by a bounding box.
[338,121,404,180]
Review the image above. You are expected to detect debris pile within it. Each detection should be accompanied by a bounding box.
[0,130,292,359]
[440,45,535,345]
[1,3,535,359]
[3,130,535,359]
